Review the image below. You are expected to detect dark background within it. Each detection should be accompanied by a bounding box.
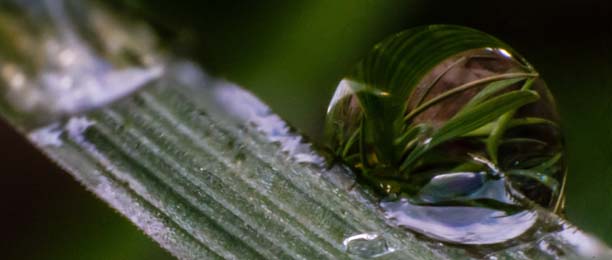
[2,1,611,258]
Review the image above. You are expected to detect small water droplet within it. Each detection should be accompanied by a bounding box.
[538,239,564,258]
[65,116,95,140]
[28,123,63,147]
[211,84,325,165]
[557,227,609,257]
[342,233,394,257]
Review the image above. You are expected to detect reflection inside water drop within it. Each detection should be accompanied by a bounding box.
[380,170,538,244]
[325,26,566,245]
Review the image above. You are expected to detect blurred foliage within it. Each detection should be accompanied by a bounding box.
[0,120,170,260]
[4,0,612,258]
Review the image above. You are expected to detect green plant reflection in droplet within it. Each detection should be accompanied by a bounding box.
[325,25,566,213]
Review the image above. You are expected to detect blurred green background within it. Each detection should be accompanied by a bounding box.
[2,0,612,259]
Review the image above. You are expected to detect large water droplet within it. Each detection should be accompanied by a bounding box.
[325,25,566,245]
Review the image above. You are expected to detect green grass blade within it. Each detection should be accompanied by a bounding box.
[436,89,539,147]
[532,153,563,173]
[404,73,536,123]
[460,77,528,113]
[401,90,540,170]
[486,78,538,163]
[501,138,548,146]
[464,117,559,137]
[508,170,560,192]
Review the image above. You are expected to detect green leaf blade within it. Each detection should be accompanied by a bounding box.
[461,77,528,113]
[433,90,540,147]
[401,90,540,170]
